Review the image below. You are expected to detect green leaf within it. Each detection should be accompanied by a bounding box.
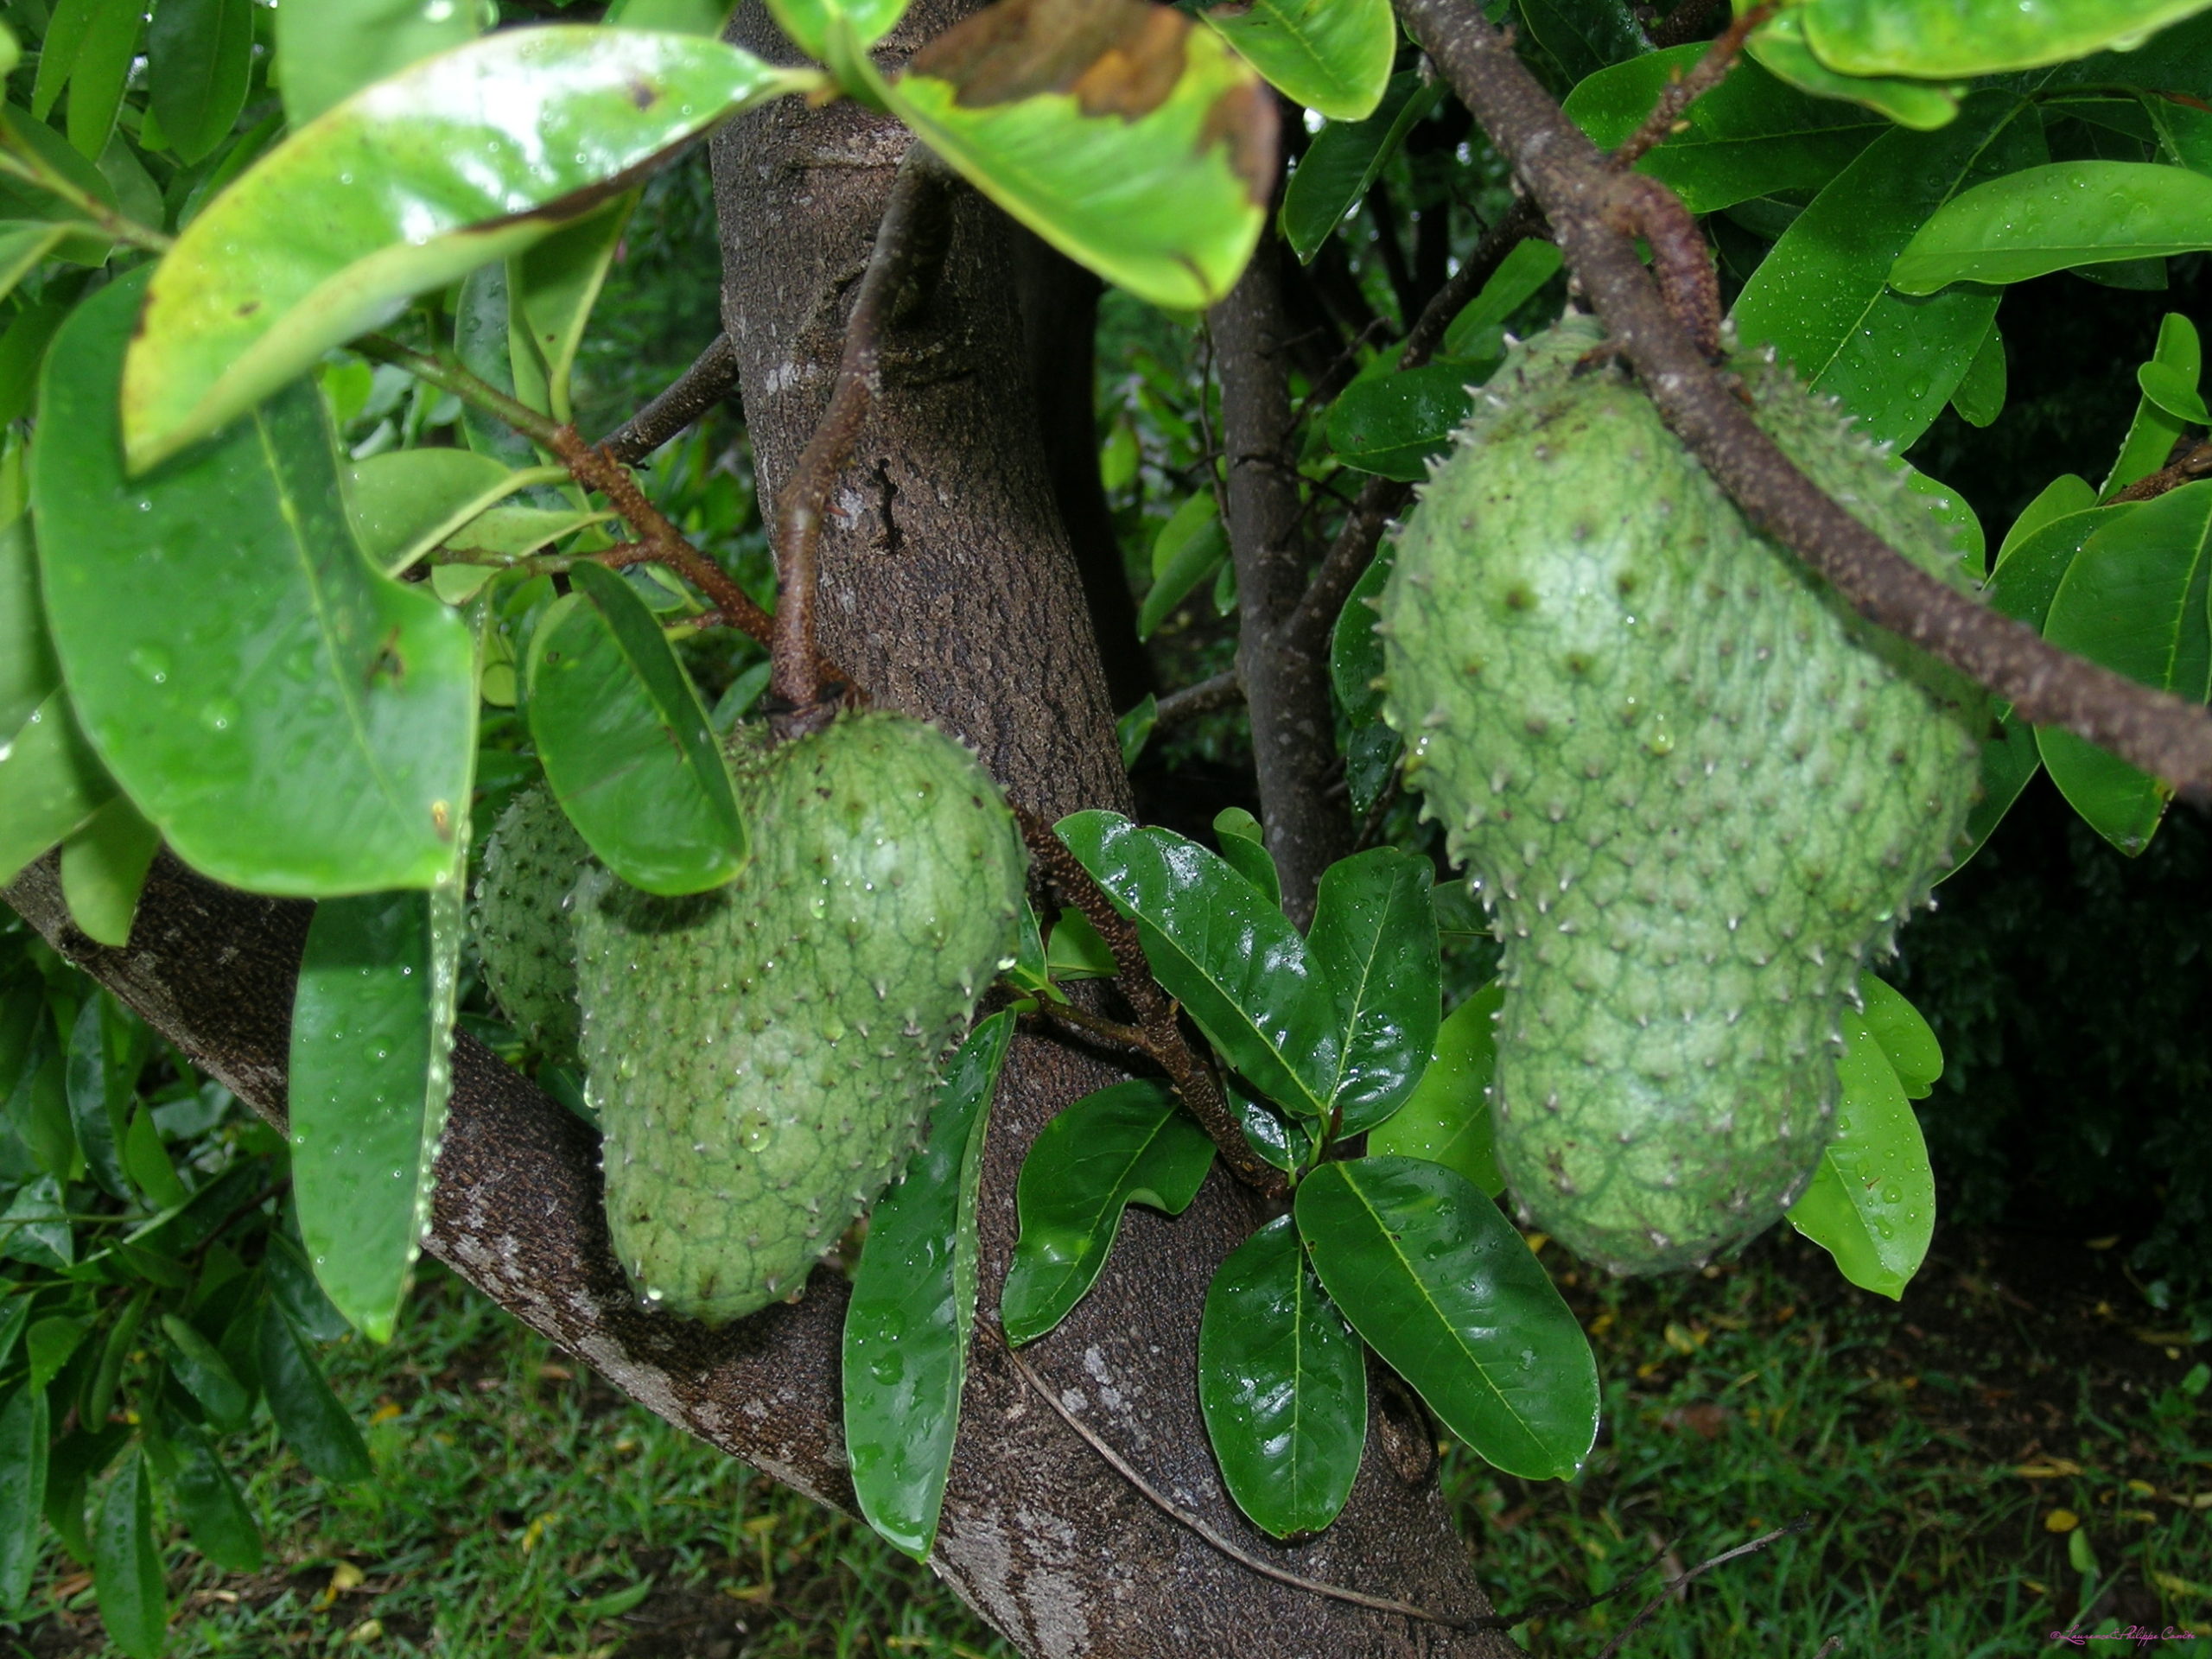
[526,563,747,896]
[160,1313,251,1433]
[0,1174,71,1268]
[1330,543,1391,727]
[1892,161,2212,295]
[26,1316,87,1394]
[2148,89,2212,171]
[1440,240,1563,360]
[124,1102,188,1211]
[1859,973,1941,1098]
[1802,0,2212,79]
[257,1301,372,1482]
[1516,0,1648,83]
[1279,70,1443,263]
[1563,44,1885,214]
[441,503,614,563]
[124,29,810,470]
[289,884,462,1343]
[2103,314,2198,498]
[92,1448,164,1659]
[878,0,1272,311]
[1949,317,2006,428]
[1197,1214,1366,1539]
[1744,13,1964,131]
[510,192,637,425]
[2001,475,2100,564]
[2138,357,2211,423]
[161,1411,263,1571]
[1786,1014,1935,1299]
[58,795,160,949]
[1366,980,1505,1197]
[761,0,906,62]
[147,0,255,165]
[275,0,483,130]
[1224,1073,1313,1172]
[1139,493,1229,639]
[1116,693,1157,770]
[999,1080,1214,1345]
[1005,897,1053,998]
[1296,1156,1597,1479]
[346,450,559,577]
[0,220,106,305]
[1055,810,1340,1116]
[64,995,127,1198]
[1327,359,1490,480]
[0,689,116,889]
[0,1382,47,1608]
[64,0,143,159]
[1986,504,2136,644]
[31,0,98,121]
[1307,847,1438,1135]
[1044,907,1117,981]
[265,1227,353,1343]
[1202,0,1395,121]
[1732,94,2043,448]
[35,274,478,897]
[2037,480,2212,854]
[844,1010,1013,1561]
[1211,806,1281,908]
[0,509,56,741]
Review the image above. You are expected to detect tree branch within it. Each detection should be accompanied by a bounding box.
[1153,669,1244,731]
[596,332,741,465]
[1612,2,1770,167]
[1398,0,2212,798]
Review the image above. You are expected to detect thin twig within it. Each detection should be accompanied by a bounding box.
[430,541,656,575]
[1397,0,2212,798]
[597,332,741,465]
[1152,670,1244,731]
[1592,1516,1814,1659]
[358,334,565,451]
[2111,437,2212,502]
[1612,3,1772,168]
[1809,1638,1845,1659]
[985,1319,1479,1631]
[0,125,172,252]
[771,143,957,728]
[1033,999,1152,1054]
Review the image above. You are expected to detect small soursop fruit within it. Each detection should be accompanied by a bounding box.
[474,785,594,1063]
[1380,313,1984,1274]
[574,709,1026,1325]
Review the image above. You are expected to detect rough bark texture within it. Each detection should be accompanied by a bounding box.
[1211,244,1354,925]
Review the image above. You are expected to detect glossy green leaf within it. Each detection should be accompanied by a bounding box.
[0,510,55,740]
[0,689,116,889]
[289,882,462,1343]
[442,503,614,563]
[1440,240,1562,360]
[36,274,477,897]
[26,1317,86,1394]
[2103,314,2198,498]
[1211,806,1281,909]
[1951,710,2039,875]
[161,1313,251,1432]
[93,1448,163,1659]
[2138,357,2211,423]
[1203,0,1394,121]
[1139,493,1229,639]
[1330,543,1391,728]
[0,302,74,430]
[0,220,105,304]
[1198,1215,1365,1539]
[1000,1080,1215,1345]
[257,1301,372,1482]
[124,1102,188,1211]
[1280,70,1442,263]
[1786,1015,1935,1299]
[1950,317,2006,428]
[1044,907,1117,980]
[148,0,255,164]
[266,1227,353,1343]
[1308,847,1438,1135]
[1859,974,1942,1098]
[1803,0,2212,79]
[86,1288,149,1431]
[511,192,637,424]
[31,0,98,121]
[762,0,906,63]
[64,0,143,159]
[844,1010,1014,1561]
[0,1382,47,1608]
[1225,1074,1313,1172]
[346,450,558,576]
[1892,161,2212,295]
[1986,505,2135,643]
[2037,480,2212,854]
[58,794,159,948]
[1366,980,1505,1196]
[0,1174,70,1268]
[1732,95,2042,448]
[453,262,545,473]
[1744,13,1963,131]
[125,29,810,469]
[1562,44,1884,213]
[162,1411,263,1570]
[1517,0,1647,83]
[64,995,127,1198]
[0,106,119,224]
[2148,89,2212,171]
[527,562,747,895]
[1056,810,1340,1116]
[2003,476,2100,563]
[1296,1157,1597,1479]
[1327,359,1490,480]
[275,0,483,130]
[878,0,1272,312]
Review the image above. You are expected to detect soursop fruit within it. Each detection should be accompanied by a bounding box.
[1379,313,1983,1274]
[574,709,1026,1325]
[474,785,594,1064]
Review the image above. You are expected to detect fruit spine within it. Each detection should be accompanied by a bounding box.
[574,709,1026,1325]
[1379,313,1983,1274]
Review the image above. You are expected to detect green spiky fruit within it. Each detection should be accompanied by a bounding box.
[574,709,1026,1325]
[1379,314,1984,1274]
[474,785,593,1063]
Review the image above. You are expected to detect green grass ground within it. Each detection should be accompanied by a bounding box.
[10,1226,2207,1658]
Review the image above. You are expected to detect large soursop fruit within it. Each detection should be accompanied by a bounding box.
[1380,313,1983,1274]
[574,709,1026,1325]
[474,785,594,1064]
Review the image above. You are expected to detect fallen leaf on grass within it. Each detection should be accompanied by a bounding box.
[2015,1459,2084,1478]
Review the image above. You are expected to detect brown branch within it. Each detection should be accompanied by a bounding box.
[1033,998,1152,1055]
[1397,0,2212,798]
[770,143,957,728]
[1153,670,1245,729]
[1592,1517,1813,1659]
[596,333,741,465]
[2111,437,2212,502]
[1612,2,1772,168]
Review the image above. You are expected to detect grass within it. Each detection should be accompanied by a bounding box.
[10,1226,2207,1657]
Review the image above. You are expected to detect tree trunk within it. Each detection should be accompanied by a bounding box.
[3,5,1523,1649]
